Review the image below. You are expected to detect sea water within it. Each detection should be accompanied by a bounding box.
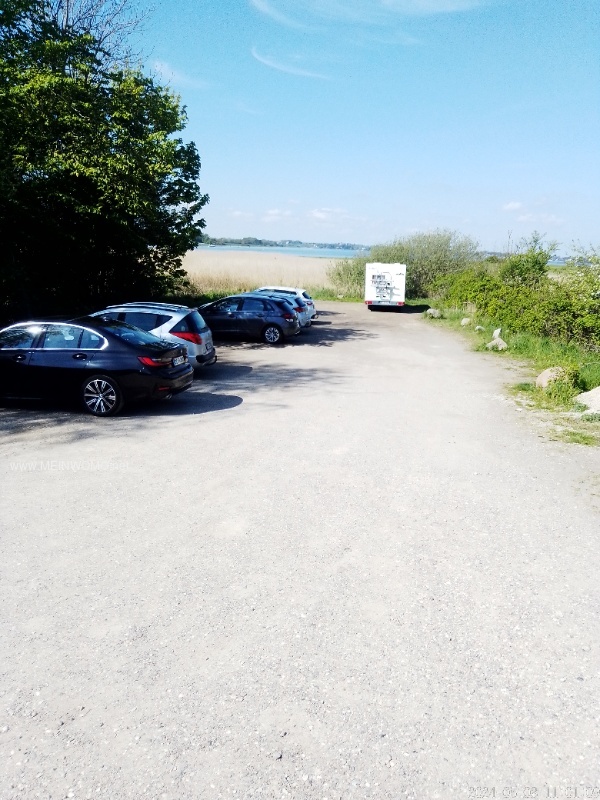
[196,244,370,259]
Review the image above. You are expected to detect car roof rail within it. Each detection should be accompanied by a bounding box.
[105,302,190,312]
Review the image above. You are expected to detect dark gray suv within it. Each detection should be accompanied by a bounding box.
[199,293,300,344]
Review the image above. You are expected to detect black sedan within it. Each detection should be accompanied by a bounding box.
[0,317,194,416]
[199,293,300,344]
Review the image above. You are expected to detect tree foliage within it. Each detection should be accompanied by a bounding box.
[370,229,480,298]
[46,0,145,65]
[328,229,479,299]
[497,231,555,288]
[429,241,600,349]
[0,0,207,321]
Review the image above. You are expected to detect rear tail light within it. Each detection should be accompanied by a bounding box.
[282,313,295,321]
[138,355,173,368]
[294,306,303,313]
[171,331,203,345]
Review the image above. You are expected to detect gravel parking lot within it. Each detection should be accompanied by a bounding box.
[1,302,599,799]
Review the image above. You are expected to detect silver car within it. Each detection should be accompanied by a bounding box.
[89,302,217,369]
[255,286,318,321]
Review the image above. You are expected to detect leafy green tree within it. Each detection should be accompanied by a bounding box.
[0,0,208,321]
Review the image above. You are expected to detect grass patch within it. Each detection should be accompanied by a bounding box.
[581,412,600,423]
[509,381,580,411]
[555,429,598,446]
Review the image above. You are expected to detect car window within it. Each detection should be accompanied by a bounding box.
[95,311,120,320]
[121,311,162,331]
[0,327,40,349]
[302,292,312,300]
[214,298,242,313]
[171,311,207,333]
[79,328,106,349]
[41,324,82,349]
[273,299,294,313]
[240,298,266,313]
[85,318,166,347]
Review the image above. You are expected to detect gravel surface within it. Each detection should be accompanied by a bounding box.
[1,302,599,800]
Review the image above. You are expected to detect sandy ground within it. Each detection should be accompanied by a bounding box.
[182,249,337,288]
[1,304,600,798]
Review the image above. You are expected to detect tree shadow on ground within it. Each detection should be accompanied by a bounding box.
[0,307,367,440]
[0,360,344,442]
[0,392,243,441]
[212,308,375,350]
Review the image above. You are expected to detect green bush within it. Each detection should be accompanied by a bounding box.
[431,263,600,349]
[497,233,554,288]
[327,256,368,298]
[327,229,479,299]
[370,229,479,298]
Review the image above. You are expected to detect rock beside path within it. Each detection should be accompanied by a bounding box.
[536,367,568,389]
[486,337,508,351]
[576,385,600,413]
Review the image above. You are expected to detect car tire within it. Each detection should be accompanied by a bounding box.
[262,325,284,345]
[81,374,124,416]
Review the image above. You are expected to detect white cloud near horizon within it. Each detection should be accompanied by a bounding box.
[251,47,331,79]
[308,207,348,222]
[517,212,564,226]
[262,209,294,222]
[229,210,254,219]
[153,61,208,89]
[250,0,487,28]
[502,201,563,227]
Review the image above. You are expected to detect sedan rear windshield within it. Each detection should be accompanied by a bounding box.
[77,318,170,348]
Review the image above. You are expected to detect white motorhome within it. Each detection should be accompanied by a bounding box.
[364,263,407,308]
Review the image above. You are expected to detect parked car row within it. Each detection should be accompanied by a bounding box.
[0,287,319,417]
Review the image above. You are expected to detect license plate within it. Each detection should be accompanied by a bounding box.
[172,355,185,366]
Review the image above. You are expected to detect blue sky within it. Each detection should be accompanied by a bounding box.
[142,0,599,253]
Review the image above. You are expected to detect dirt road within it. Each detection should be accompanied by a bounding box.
[1,303,599,799]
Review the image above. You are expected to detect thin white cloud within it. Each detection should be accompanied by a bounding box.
[307,207,355,224]
[517,213,564,226]
[251,47,331,79]
[249,0,306,28]
[229,210,254,219]
[153,61,208,90]
[250,0,487,27]
[383,0,486,13]
[502,201,523,212]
